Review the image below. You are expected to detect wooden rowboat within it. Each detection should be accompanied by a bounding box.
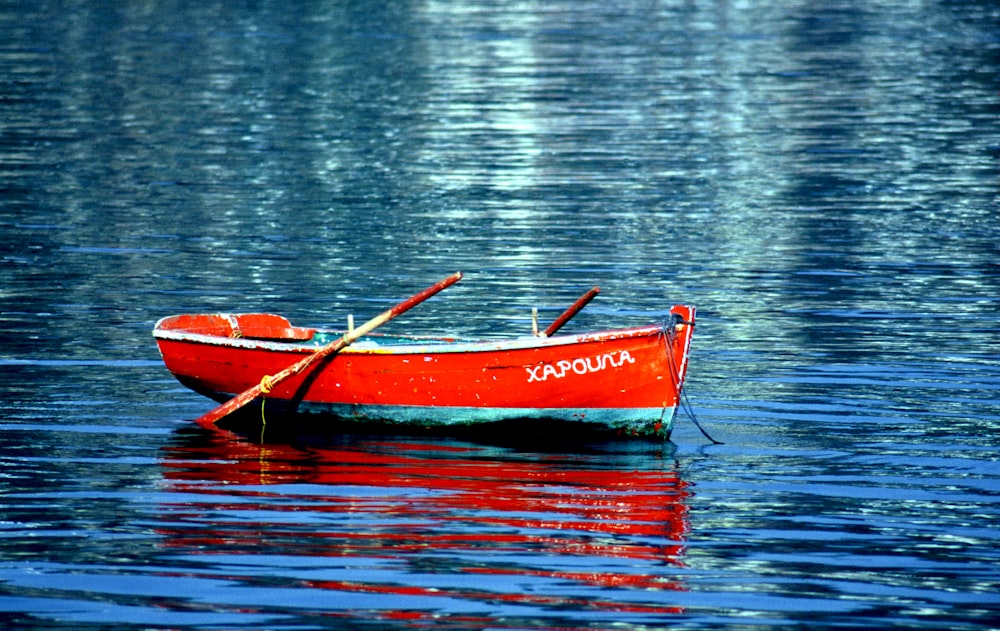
[153,305,696,439]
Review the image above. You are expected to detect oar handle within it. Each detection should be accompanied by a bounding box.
[194,272,463,428]
[543,286,600,337]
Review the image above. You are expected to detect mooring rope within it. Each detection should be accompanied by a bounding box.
[662,316,723,445]
[260,374,275,394]
[258,374,274,443]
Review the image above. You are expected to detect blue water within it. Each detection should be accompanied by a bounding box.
[2,1,999,628]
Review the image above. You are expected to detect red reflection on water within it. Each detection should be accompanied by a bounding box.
[158,430,690,623]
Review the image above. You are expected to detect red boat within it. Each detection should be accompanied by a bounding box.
[153,305,695,438]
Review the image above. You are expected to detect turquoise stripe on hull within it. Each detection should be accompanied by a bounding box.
[282,401,677,438]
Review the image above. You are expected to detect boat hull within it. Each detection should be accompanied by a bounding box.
[154,306,695,438]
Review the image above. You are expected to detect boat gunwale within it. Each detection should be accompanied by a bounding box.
[152,319,676,356]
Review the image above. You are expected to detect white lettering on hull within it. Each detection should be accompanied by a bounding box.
[525,351,635,383]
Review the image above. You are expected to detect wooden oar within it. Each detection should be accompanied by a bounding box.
[542,286,600,337]
[194,271,463,427]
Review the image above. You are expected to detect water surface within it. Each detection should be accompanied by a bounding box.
[1,0,998,628]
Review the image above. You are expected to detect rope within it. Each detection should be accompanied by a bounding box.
[662,317,723,445]
[258,374,274,443]
[260,374,275,394]
[260,397,267,443]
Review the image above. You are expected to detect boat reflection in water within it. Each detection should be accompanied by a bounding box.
[158,422,691,626]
